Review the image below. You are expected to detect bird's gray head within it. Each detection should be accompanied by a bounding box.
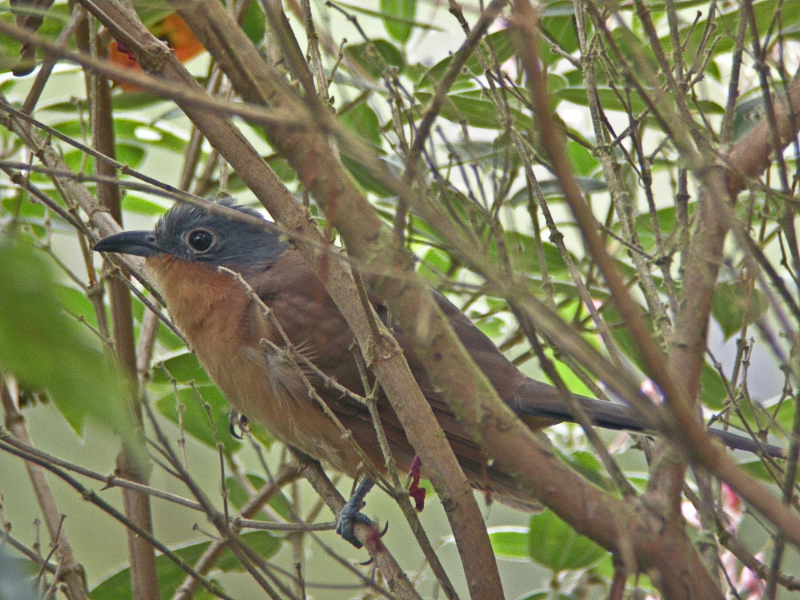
[94,200,288,273]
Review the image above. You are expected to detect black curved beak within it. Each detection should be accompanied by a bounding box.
[94,230,162,258]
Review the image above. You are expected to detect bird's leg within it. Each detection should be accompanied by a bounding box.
[336,476,379,548]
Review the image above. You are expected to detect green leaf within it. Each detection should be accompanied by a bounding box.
[439,137,520,172]
[528,511,607,572]
[331,1,441,35]
[488,527,530,560]
[556,450,614,492]
[0,240,143,459]
[342,155,395,197]
[774,397,796,433]
[739,449,796,482]
[540,1,578,55]
[692,99,725,115]
[381,0,416,43]
[674,0,800,58]
[57,284,100,331]
[555,86,651,114]
[539,348,596,398]
[566,139,600,176]
[473,315,506,339]
[122,195,169,215]
[63,149,95,176]
[226,475,262,512]
[339,101,382,148]
[111,90,172,111]
[90,531,280,600]
[0,4,71,73]
[626,205,678,249]
[700,362,727,410]
[510,176,608,201]
[725,395,787,443]
[225,474,293,521]
[414,90,532,130]
[48,118,187,153]
[345,40,406,79]
[265,156,297,183]
[241,1,266,45]
[152,352,211,384]
[155,385,242,455]
[115,143,146,169]
[417,247,453,284]
[1,196,46,224]
[605,306,651,373]
[487,231,571,278]
[712,280,769,340]
[732,95,766,142]
[419,30,514,89]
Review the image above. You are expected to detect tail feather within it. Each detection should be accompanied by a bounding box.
[514,378,785,459]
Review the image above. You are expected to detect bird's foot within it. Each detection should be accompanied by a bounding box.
[336,477,383,549]
[228,409,250,439]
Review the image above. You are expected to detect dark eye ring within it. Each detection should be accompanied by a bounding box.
[186,228,216,253]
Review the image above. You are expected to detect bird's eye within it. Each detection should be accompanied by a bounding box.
[186,228,216,253]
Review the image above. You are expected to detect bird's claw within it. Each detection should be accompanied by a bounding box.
[336,505,375,548]
[358,522,390,564]
[228,409,250,439]
[336,476,382,549]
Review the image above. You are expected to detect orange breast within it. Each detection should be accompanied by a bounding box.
[145,255,367,475]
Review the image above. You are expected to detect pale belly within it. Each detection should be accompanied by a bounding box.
[197,343,365,476]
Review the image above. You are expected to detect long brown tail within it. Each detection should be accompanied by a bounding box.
[514,378,785,458]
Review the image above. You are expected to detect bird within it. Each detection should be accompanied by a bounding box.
[95,199,784,542]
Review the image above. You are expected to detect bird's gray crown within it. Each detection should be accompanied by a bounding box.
[154,199,288,271]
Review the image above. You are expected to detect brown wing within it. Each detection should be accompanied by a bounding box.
[249,249,782,498]
[248,248,545,504]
